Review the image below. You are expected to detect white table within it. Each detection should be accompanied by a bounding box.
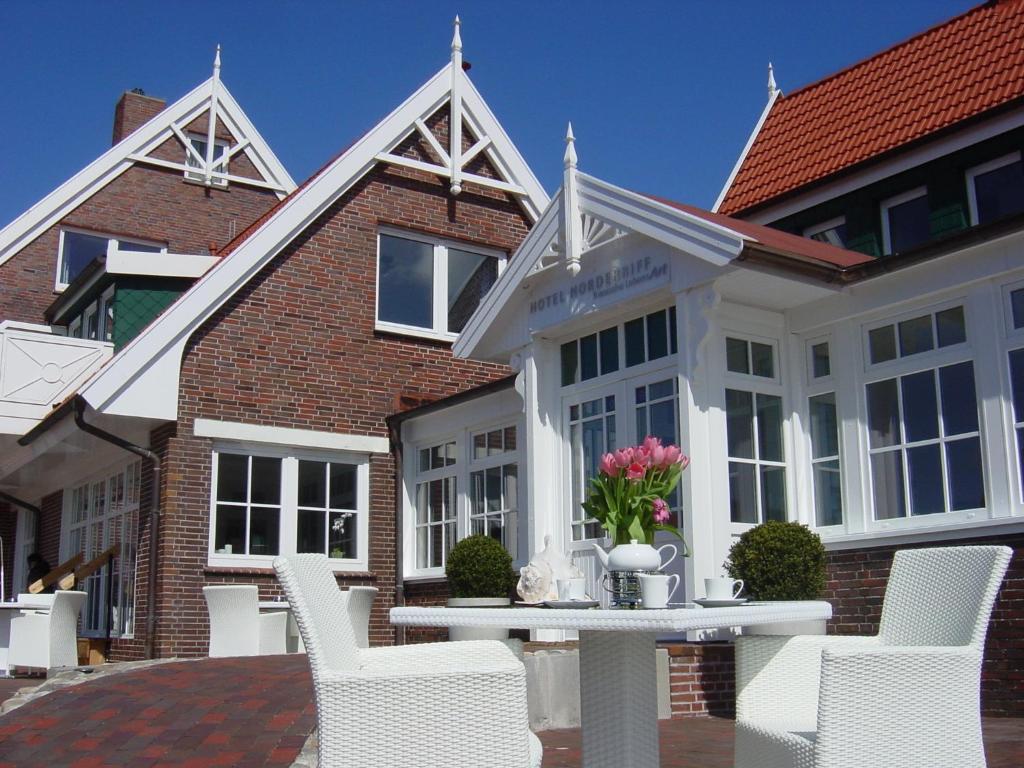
[0,600,53,676]
[391,601,832,768]
[258,600,304,653]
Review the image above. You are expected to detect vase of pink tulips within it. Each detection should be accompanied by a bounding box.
[582,436,690,550]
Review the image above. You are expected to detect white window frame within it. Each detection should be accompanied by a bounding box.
[724,332,782,384]
[185,132,229,187]
[966,151,1022,226]
[1001,278,1024,339]
[803,334,844,530]
[82,301,99,341]
[467,425,521,559]
[56,226,167,291]
[880,186,928,256]
[411,436,460,575]
[862,299,970,373]
[803,216,847,247]
[207,443,370,571]
[806,335,832,381]
[374,227,506,342]
[99,285,116,343]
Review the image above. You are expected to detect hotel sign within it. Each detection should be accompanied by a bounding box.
[528,254,670,332]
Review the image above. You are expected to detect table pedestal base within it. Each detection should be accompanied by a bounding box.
[579,630,659,768]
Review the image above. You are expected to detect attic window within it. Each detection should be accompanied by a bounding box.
[967,152,1024,226]
[881,187,929,255]
[57,228,164,290]
[185,134,229,187]
[803,217,847,248]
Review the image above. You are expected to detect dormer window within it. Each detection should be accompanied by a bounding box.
[967,152,1024,226]
[57,228,165,290]
[881,187,930,255]
[185,134,229,187]
[803,216,847,248]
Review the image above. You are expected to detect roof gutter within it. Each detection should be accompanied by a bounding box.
[72,397,162,660]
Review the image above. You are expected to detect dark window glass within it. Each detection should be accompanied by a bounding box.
[1010,349,1024,421]
[869,326,897,364]
[561,341,578,386]
[330,464,357,509]
[939,362,978,436]
[898,315,934,357]
[935,306,967,347]
[729,462,757,523]
[669,306,678,353]
[811,342,831,378]
[215,505,246,552]
[298,460,326,508]
[1011,289,1024,330]
[61,231,109,285]
[871,451,906,519]
[907,444,945,515]
[216,454,247,502]
[751,342,774,378]
[249,507,280,555]
[726,337,749,374]
[580,334,599,380]
[624,318,645,367]
[377,235,433,329]
[901,370,938,443]
[297,509,325,554]
[756,394,784,462]
[646,310,668,360]
[760,467,787,521]
[814,459,843,527]
[946,438,985,511]
[809,393,839,459]
[867,379,900,448]
[599,327,619,374]
[329,512,357,558]
[886,193,930,254]
[725,389,754,459]
[447,249,497,333]
[250,457,282,505]
[973,158,1024,225]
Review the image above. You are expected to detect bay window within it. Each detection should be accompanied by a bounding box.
[376,230,504,339]
[209,447,369,570]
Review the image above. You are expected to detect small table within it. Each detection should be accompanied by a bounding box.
[258,600,303,653]
[0,600,54,676]
[391,601,832,768]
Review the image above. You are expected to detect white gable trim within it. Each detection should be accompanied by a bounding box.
[712,88,780,213]
[453,171,746,360]
[80,63,548,420]
[194,418,390,453]
[0,77,296,270]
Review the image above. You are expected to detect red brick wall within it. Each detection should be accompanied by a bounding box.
[144,123,532,657]
[402,579,451,644]
[667,642,735,718]
[0,502,16,600]
[0,121,280,325]
[112,91,166,145]
[37,491,63,569]
[825,533,1022,716]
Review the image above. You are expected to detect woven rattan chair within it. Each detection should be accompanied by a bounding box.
[734,545,1012,768]
[273,554,542,768]
[8,590,86,670]
[203,585,288,657]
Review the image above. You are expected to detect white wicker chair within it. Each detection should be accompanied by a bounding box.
[734,545,1012,768]
[203,585,288,657]
[8,590,86,670]
[273,554,542,768]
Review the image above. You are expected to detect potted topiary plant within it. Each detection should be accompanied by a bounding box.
[724,520,828,634]
[445,535,518,641]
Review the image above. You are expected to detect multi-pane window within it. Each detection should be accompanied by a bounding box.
[469,426,519,560]
[376,231,502,337]
[210,448,368,568]
[726,337,775,378]
[804,217,847,248]
[882,188,930,255]
[809,393,842,527]
[186,134,229,186]
[568,395,617,540]
[866,361,985,519]
[560,307,677,386]
[297,460,358,559]
[868,306,966,364]
[634,378,681,526]
[1009,349,1024,497]
[726,389,787,523]
[57,228,164,288]
[810,341,831,379]
[967,152,1024,226]
[415,441,458,569]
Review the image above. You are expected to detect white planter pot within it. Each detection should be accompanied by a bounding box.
[446,597,511,641]
[744,618,827,636]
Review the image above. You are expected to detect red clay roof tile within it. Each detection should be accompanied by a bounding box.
[719,0,1024,215]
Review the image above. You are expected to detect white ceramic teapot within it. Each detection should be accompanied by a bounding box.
[592,539,678,572]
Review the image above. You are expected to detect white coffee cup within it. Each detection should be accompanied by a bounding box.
[557,577,587,602]
[704,577,743,600]
[639,573,680,609]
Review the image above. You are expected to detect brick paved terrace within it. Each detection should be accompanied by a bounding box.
[0,655,1021,767]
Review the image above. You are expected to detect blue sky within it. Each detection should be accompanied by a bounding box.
[0,1,977,228]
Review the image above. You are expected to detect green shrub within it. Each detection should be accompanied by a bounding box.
[724,521,826,601]
[445,535,517,598]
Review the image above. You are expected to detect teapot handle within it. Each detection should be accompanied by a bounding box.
[657,544,678,571]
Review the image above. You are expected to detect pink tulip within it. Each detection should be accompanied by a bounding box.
[626,462,646,481]
[678,453,690,470]
[663,445,681,466]
[633,446,652,466]
[652,498,671,523]
[642,435,662,453]
[650,444,667,468]
[613,448,633,468]
[599,453,617,476]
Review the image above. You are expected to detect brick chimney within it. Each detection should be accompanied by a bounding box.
[112,89,166,145]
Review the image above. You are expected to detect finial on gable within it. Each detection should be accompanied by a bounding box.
[564,122,577,170]
[214,45,222,74]
[767,62,777,100]
[452,15,463,54]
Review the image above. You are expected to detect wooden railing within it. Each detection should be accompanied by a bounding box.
[27,553,83,593]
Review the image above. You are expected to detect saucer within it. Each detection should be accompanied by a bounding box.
[515,600,544,607]
[543,599,599,609]
[694,597,747,608]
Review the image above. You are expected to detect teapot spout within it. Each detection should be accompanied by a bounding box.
[591,542,610,569]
